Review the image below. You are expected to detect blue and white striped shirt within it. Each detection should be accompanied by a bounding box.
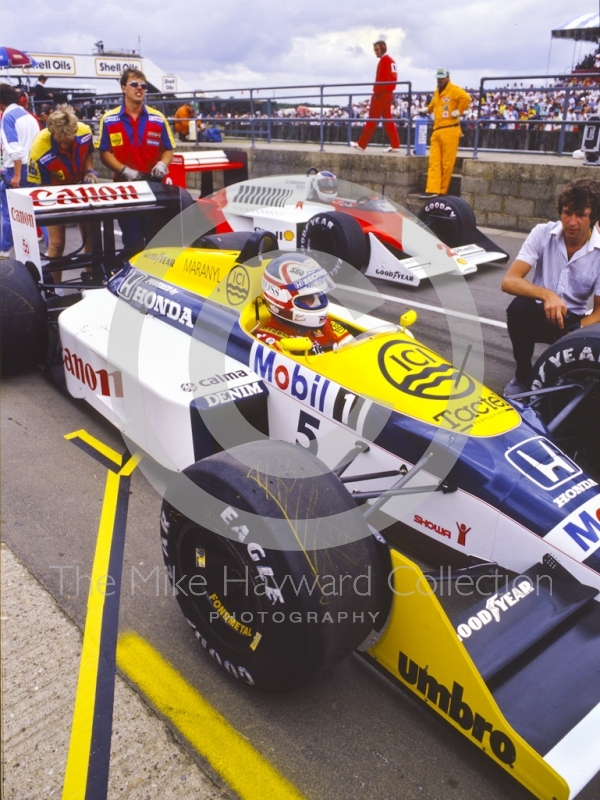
[517,220,600,315]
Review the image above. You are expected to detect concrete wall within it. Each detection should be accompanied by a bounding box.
[93,143,591,233]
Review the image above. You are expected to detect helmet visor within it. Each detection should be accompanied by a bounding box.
[294,291,328,311]
[317,175,337,195]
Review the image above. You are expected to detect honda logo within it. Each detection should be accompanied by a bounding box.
[505,436,581,490]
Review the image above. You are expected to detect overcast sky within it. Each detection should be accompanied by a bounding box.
[3,1,598,95]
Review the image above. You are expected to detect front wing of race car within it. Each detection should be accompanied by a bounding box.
[366,549,600,800]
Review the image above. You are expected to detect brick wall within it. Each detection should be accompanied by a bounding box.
[460,161,585,232]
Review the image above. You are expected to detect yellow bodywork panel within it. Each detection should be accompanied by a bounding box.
[129,246,520,437]
[367,550,569,800]
[130,246,267,310]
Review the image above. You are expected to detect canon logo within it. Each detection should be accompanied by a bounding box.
[63,348,123,397]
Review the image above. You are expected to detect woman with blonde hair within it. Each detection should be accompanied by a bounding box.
[28,104,96,278]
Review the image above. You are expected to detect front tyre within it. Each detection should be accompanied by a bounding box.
[301,211,368,276]
[417,195,477,249]
[0,260,47,377]
[161,440,385,692]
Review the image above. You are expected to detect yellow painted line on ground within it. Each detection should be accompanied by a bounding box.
[119,453,141,477]
[65,429,124,467]
[117,632,307,800]
[62,469,122,800]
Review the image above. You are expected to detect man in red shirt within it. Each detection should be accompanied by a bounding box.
[351,38,400,153]
[99,68,174,254]
[98,68,174,180]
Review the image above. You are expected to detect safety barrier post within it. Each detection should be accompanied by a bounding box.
[406,84,413,155]
[473,77,485,160]
[250,89,256,148]
[557,88,570,157]
[319,85,325,151]
[347,93,354,146]
[267,99,272,144]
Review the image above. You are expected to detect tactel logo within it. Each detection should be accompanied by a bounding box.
[505,436,581,490]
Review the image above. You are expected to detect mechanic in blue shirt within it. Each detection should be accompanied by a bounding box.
[0,83,40,257]
[98,68,174,255]
[501,178,600,396]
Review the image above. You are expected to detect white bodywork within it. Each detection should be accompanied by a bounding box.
[218,174,505,286]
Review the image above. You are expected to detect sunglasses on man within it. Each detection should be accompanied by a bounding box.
[127,81,148,90]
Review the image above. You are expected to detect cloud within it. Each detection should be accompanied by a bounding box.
[2,0,597,95]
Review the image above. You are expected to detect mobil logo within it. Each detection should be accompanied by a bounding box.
[252,343,330,411]
[505,436,581,490]
[545,494,600,561]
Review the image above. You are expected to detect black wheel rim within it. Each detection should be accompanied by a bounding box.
[176,523,266,652]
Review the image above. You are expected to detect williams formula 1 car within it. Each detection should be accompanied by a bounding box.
[195,167,508,287]
[2,178,600,800]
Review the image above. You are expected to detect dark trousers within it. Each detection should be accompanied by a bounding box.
[506,296,581,383]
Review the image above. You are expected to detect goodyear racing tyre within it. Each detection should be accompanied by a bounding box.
[417,195,476,249]
[300,211,369,275]
[530,324,600,472]
[0,260,47,377]
[161,440,385,692]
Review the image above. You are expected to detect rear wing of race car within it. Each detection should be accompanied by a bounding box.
[8,181,201,284]
[165,149,249,197]
[363,549,600,800]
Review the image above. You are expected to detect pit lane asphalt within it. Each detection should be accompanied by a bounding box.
[3,225,600,800]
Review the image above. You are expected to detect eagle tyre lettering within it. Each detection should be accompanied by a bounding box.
[530,324,600,473]
[0,260,48,377]
[160,440,385,692]
[300,211,368,275]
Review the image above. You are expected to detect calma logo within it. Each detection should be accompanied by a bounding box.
[505,436,581,490]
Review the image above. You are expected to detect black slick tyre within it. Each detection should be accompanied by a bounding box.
[0,259,47,377]
[417,195,477,249]
[161,440,385,692]
[530,324,600,472]
[300,211,368,276]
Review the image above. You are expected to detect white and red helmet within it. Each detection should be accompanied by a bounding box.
[262,254,334,328]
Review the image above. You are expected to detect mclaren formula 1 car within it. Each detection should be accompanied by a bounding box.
[2,178,600,800]
[194,167,508,287]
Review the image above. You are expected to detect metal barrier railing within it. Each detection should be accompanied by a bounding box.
[472,72,600,158]
[74,80,415,154]
[61,71,600,157]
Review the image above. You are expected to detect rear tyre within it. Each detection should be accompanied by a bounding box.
[530,324,600,473]
[417,195,477,249]
[0,260,47,377]
[301,211,369,276]
[161,440,385,692]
